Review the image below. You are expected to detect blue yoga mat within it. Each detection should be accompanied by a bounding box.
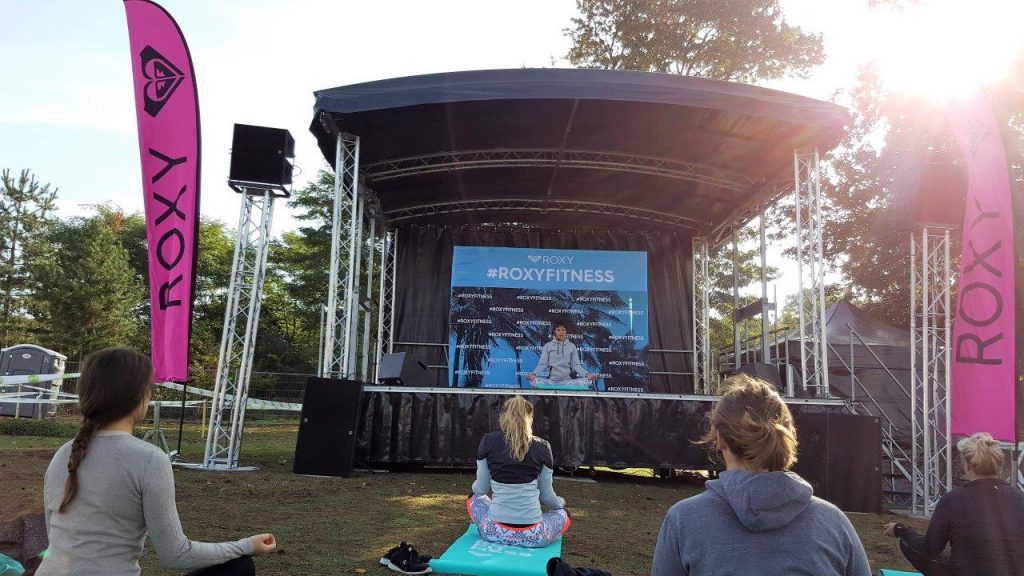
[534,383,590,391]
[429,524,561,576]
[0,552,24,576]
[877,570,922,576]
[533,377,594,391]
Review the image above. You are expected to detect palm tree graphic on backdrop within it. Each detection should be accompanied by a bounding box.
[450,288,637,387]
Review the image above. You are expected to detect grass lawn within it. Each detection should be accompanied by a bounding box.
[0,421,926,575]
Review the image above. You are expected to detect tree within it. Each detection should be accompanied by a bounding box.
[566,0,808,358]
[31,214,142,360]
[821,57,1024,329]
[566,0,825,82]
[114,209,238,374]
[263,168,338,373]
[0,169,58,347]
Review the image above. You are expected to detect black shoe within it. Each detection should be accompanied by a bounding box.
[380,542,408,566]
[387,544,432,575]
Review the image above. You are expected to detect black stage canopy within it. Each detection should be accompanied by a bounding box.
[310,68,849,239]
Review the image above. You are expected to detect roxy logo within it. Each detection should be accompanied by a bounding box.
[139,46,185,117]
[527,255,574,265]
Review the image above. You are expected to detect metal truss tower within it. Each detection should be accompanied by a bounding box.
[692,236,712,394]
[910,227,953,515]
[202,189,276,470]
[374,231,398,378]
[322,133,362,378]
[793,149,830,396]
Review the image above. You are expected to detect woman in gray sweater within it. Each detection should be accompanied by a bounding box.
[36,348,277,576]
[651,374,871,576]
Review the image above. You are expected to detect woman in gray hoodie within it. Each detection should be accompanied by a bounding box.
[651,374,871,576]
[527,322,597,385]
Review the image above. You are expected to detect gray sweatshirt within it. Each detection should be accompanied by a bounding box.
[532,338,586,382]
[37,431,253,576]
[651,470,870,576]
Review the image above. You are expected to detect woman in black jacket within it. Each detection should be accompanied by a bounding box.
[885,432,1024,576]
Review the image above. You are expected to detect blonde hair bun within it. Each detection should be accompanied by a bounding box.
[957,432,1004,477]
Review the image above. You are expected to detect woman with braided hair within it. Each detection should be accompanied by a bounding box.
[651,373,870,576]
[36,348,276,576]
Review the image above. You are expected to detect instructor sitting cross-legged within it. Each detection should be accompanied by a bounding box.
[526,322,598,388]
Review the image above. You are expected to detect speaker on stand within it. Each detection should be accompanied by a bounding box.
[228,124,295,196]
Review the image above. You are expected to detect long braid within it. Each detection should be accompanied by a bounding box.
[59,417,99,513]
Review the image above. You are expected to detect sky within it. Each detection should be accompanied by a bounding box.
[2,0,1022,305]
[0,0,889,232]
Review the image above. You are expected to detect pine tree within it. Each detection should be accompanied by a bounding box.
[0,169,58,347]
[31,215,142,360]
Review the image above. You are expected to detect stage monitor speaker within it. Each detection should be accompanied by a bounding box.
[735,362,784,391]
[228,124,295,195]
[377,352,430,387]
[293,378,363,478]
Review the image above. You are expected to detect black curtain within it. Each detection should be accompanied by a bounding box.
[392,225,694,393]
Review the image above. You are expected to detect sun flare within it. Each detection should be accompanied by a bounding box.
[869,0,1024,100]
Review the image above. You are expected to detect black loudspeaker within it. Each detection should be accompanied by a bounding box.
[293,378,363,478]
[893,148,967,230]
[793,413,882,513]
[228,124,295,195]
[377,352,430,387]
[736,362,784,390]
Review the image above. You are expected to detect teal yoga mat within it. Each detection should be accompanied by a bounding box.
[877,570,922,576]
[0,553,24,576]
[429,525,561,576]
[534,383,591,391]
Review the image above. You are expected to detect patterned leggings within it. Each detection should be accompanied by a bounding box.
[467,494,570,548]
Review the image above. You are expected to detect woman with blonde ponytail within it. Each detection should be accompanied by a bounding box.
[467,396,569,548]
[652,374,870,576]
[37,348,277,576]
[884,432,1024,576]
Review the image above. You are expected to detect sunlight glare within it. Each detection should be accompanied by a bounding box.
[870,0,1024,100]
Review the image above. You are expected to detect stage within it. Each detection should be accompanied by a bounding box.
[355,386,880,512]
[293,68,883,511]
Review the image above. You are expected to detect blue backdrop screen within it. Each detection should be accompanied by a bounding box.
[448,246,650,391]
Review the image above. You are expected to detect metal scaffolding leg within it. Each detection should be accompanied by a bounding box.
[373,232,390,382]
[911,227,953,515]
[359,217,377,382]
[692,236,712,394]
[202,189,275,470]
[793,149,830,396]
[323,133,360,378]
[346,193,366,375]
[731,231,741,370]
[374,232,398,366]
